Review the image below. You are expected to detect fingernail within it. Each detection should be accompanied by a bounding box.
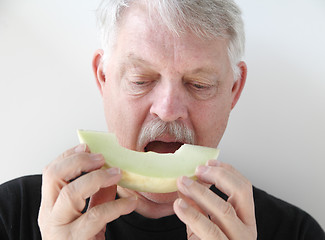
[195,165,210,175]
[89,153,103,161]
[178,199,188,209]
[75,144,86,153]
[106,167,120,175]
[181,176,193,187]
[207,159,221,167]
[128,195,138,201]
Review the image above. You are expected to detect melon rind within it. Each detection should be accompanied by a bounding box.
[77,129,219,193]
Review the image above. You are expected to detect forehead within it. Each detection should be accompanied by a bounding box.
[113,4,230,73]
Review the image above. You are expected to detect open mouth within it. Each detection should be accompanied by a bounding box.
[144,141,184,154]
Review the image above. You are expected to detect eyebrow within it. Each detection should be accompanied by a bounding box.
[185,66,221,86]
[189,67,219,76]
[126,54,151,65]
[119,53,157,77]
[120,53,220,80]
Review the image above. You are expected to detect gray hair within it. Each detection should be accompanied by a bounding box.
[137,117,195,150]
[96,0,245,80]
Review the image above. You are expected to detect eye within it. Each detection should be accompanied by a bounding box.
[130,79,153,88]
[132,80,146,85]
[185,80,217,100]
[192,83,209,90]
[124,77,158,96]
[188,81,212,91]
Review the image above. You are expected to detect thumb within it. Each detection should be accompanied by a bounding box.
[94,227,106,240]
[187,224,200,240]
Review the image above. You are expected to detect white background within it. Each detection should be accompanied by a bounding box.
[0,0,324,229]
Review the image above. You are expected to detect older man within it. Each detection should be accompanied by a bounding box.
[0,0,324,239]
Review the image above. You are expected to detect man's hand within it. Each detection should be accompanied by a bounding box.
[38,144,138,240]
[174,160,257,240]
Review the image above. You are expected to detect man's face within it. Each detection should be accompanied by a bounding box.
[94,5,246,204]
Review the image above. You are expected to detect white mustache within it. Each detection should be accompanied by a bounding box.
[137,118,195,149]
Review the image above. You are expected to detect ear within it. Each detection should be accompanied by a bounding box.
[231,61,247,109]
[92,49,106,96]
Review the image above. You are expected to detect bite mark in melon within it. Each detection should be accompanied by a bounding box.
[77,130,219,193]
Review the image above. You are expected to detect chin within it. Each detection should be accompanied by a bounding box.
[139,191,178,204]
[117,186,178,218]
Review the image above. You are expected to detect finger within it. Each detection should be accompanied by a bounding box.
[93,227,106,240]
[47,147,105,182]
[178,192,212,240]
[186,224,200,240]
[61,144,90,159]
[52,168,121,223]
[41,146,105,209]
[174,198,228,240]
[177,191,205,215]
[72,196,138,239]
[88,185,117,209]
[195,161,255,226]
[177,176,252,239]
[207,160,243,178]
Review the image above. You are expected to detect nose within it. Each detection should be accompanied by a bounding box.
[150,82,188,122]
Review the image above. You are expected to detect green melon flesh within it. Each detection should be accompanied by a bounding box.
[77,130,219,193]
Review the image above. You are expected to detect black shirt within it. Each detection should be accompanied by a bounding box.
[0,175,324,239]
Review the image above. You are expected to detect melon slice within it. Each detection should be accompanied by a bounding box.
[77,130,219,193]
